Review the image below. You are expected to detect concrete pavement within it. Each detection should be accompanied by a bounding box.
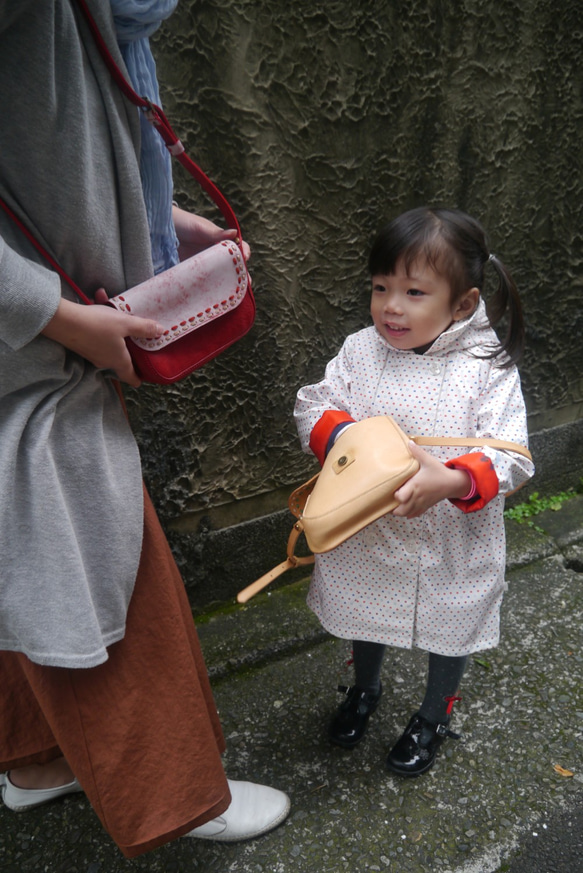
[1,495,582,872]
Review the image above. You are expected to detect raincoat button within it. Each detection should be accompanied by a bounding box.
[364,529,376,547]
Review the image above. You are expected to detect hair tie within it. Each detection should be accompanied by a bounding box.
[488,253,495,262]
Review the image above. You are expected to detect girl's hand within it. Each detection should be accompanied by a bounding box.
[391,442,472,519]
[41,291,165,388]
[172,205,251,261]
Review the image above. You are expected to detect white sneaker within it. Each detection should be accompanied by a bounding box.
[187,779,290,842]
[1,773,82,811]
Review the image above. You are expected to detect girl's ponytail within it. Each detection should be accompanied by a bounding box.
[484,253,525,366]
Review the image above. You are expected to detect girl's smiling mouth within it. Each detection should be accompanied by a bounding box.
[384,323,409,337]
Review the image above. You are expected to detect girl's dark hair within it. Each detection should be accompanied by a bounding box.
[367,206,524,365]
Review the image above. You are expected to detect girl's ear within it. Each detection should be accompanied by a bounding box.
[452,287,479,321]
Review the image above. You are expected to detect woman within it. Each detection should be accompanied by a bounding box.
[0,0,289,857]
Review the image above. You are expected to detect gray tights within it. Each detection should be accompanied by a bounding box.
[352,639,468,725]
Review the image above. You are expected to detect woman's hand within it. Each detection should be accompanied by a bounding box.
[41,291,165,387]
[391,442,472,519]
[172,205,251,261]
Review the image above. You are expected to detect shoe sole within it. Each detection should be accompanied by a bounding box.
[329,734,360,749]
[385,755,437,777]
[1,778,82,811]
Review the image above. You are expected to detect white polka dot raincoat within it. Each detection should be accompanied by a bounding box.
[294,300,534,656]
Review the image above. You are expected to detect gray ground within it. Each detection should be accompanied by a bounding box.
[1,496,582,873]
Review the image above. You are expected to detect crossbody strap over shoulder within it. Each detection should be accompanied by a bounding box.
[73,0,242,239]
[0,0,244,303]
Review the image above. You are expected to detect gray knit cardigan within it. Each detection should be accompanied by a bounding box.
[0,0,155,667]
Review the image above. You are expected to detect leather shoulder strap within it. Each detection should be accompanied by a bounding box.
[74,0,242,238]
[0,197,92,304]
[413,436,532,461]
[1,2,245,305]
[237,522,314,603]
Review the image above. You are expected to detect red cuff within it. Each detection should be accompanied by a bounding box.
[445,452,499,512]
[309,410,355,466]
[459,472,477,501]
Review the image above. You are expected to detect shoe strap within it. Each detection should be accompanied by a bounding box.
[435,723,461,740]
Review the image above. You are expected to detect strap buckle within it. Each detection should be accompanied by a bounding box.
[436,723,461,740]
[140,97,159,124]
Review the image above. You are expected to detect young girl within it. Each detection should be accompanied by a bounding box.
[294,206,534,776]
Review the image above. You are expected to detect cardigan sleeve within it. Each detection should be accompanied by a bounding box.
[0,235,62,350]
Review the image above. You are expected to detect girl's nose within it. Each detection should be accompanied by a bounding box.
[383,293,402,315]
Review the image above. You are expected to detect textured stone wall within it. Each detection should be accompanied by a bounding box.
[127,0,583,605]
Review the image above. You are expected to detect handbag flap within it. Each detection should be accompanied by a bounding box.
[301,416,419,552]
[288,473,319,518]
[108,240,248,350]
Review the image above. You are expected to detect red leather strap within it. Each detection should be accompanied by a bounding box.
[0,197,92,305]
[1,3,245,306]
[74,0,242,238]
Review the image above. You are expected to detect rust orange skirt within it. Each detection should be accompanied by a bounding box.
[0,487,230,857]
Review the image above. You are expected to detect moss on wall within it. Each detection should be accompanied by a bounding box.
[129,0,583,546]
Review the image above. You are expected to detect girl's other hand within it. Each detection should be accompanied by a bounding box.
[172,205,251,261]
[391,442,472,519]
[41,291,165,388]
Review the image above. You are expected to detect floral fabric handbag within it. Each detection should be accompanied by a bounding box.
[106,238,252,384]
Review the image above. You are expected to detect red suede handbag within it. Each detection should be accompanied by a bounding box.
[0,0,255,385]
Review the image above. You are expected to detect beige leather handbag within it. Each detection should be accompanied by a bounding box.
[237,415,532,603]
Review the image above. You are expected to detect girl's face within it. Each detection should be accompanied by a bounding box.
[370,257,478,351]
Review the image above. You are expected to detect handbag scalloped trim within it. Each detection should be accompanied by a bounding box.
[110,241,248,351]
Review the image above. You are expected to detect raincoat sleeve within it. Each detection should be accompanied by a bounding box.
[446,361,534,512]
[294,337,356,465]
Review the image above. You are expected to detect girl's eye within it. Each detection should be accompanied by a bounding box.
[407,287,425,297]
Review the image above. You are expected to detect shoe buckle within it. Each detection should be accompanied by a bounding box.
[436,723,461,740]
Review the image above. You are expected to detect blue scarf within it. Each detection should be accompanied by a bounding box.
[110,0,180,274]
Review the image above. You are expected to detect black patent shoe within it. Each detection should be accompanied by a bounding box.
[385,712,460,777]
[328,684,382,748]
